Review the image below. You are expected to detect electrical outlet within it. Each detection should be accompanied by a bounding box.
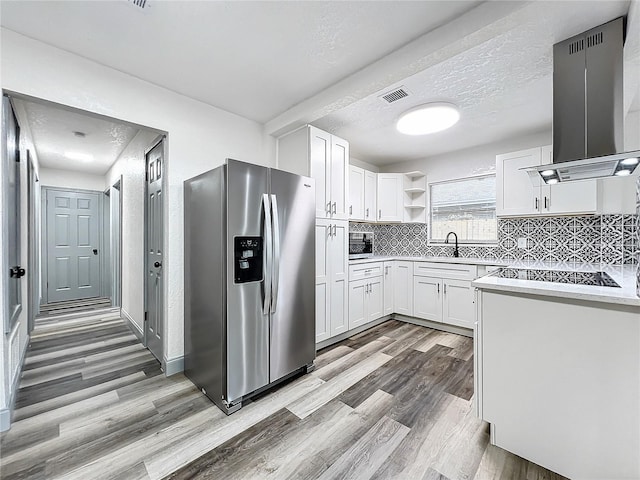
[517,237,527,249]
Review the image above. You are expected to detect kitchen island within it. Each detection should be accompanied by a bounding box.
[473,263,640,480]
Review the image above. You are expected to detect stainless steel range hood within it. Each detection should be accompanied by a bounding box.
[528,16,640,184]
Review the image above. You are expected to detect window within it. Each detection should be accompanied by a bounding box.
[430,175,497,243]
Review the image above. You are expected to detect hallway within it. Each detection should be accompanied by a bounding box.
[0,308,199,479]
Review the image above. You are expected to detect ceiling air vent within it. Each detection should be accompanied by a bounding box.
[125,0,150,11]
[380,87,409,104]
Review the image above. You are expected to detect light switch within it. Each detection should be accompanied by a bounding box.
[517,237,527,249]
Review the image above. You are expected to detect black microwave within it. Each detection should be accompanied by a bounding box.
[349,232,374,259]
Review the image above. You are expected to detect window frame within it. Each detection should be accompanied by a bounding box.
[428,173,498,245]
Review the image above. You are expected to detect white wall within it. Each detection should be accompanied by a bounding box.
[0,99,41,430]
[350,156,379,173]
[105,129,159,333]
[379,130,552,183]
[1,28,276,375]
[39,167,106,191]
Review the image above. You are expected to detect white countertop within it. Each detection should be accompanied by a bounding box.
[472,261,640,307]
[348,256,507,267]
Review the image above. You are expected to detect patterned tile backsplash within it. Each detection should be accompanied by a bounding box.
[350,213,639,265]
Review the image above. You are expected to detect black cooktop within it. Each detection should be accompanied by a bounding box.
[493,268,621,288]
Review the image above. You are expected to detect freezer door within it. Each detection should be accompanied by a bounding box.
[226,160,270,403]
[269,169,316,382]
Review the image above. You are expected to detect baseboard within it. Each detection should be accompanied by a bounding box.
[0,408,10,432]
[1,333,30,432]
[316,315,393,350]
[392,314,473,337]
[162,356,184,376]
[121,308,144,343]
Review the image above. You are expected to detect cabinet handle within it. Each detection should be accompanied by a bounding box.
[349,205,352,215]
[444,283,447,294]
[535,197,539,211]
[332,202,337,214]
[332,224,337,237]
[437,283,440,294]
[544,196,548,209]
[326,201,331,214]
[378,209,382,219]
[366,208,369,218]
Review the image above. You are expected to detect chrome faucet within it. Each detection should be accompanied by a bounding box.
[445,231,459,258]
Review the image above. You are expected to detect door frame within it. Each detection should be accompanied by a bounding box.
[26,151,39,333]
[40,186,105,305]
[143,134,166,362]
[108,178,122,308]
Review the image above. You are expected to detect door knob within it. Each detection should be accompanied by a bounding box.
[154,261,162,268]
[9,266,25,278]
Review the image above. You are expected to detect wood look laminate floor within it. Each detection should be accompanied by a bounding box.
[0,313,567,480]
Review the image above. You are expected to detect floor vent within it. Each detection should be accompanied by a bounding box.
[380,87,409,104]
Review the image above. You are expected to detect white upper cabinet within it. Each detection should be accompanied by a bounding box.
[377,173,404,222]
[364,170,377,222]
[330,136,349,220]
[496,147,542,217]
[349,166,377,222]
[349,165,365,220]
[497,145,598,217]
[277,125,349,220]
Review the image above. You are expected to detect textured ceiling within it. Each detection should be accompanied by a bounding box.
[313,0,633,165]
[0,0,481,123]
[17,99,139,175]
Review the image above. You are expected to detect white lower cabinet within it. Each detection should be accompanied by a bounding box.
[442,279,475,329]
[383,262,394,315]
[315,219,348,343]
[349,276,383,330]
[413,276,442,322]
[393,261,413,316]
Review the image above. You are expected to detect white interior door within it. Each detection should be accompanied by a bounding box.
[145,139,164,362]
[45,188,101,303]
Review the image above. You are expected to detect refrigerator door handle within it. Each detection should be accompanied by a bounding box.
[270,194,280,314]
[262,194,272,315]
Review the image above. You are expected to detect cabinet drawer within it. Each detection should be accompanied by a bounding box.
[349,262,383,280]
[413,262,477,280]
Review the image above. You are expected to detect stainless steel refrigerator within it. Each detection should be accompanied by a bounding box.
[184,159,316,415]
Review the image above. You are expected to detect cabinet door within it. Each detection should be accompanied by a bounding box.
[442,279,475,329]
[309,127,331,218]
[349,165,365,220]
[348,279,368,329]
[393,261,413,316]
[315,221,330,343]
[367,277,384,322]
[315,282,330,343]
[364,170,377,221]
[413,276,442,322]
[377,173,404,222]
[496,147,542,216]
[544,182,598,215]
[383,262,394,315]
[329,221,348,336]
[331,136,349,220]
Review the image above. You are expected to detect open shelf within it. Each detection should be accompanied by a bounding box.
[404,204,426,209]
[405,171,426,178]
[404,187,426,193]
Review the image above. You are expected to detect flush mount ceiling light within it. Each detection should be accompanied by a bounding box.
[396,102,460,135]
[65,151,94,162]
